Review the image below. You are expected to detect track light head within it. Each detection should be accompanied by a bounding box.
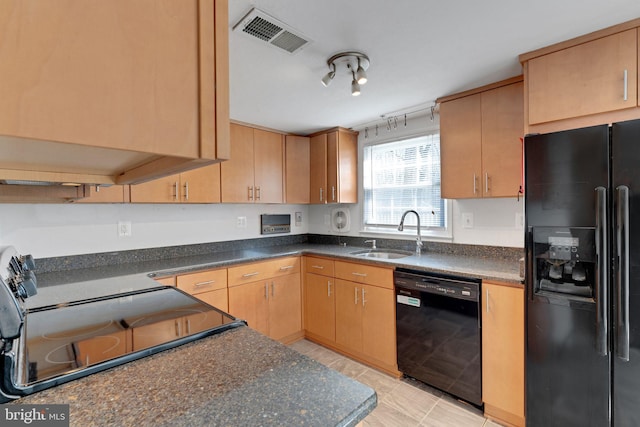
[355,58,367,84]
[351,72,361,96]
[321,69,335,87]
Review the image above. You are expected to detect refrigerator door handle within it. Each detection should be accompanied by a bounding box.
[616,185,630,361]
[595,186,609,357]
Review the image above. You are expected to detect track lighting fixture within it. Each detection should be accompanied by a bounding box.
[321,51,369,96]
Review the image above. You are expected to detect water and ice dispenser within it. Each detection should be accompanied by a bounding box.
[531,227,596,299]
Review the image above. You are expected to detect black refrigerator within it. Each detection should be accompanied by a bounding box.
[525,119,640,427]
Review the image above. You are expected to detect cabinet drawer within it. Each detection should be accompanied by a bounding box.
[334,261,393,289]
[177,269,227,295]
[228,257,300,287]
[304,256,335,277]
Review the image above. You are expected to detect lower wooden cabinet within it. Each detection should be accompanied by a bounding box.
[303,256,398,375]
[304,271,336,342]
[482,281,525,427]
[176,268,228,312]
[227,257,302,343]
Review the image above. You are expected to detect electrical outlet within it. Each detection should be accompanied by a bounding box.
[461,213,474,229]
[236,216,247,228]
[295,212,302,226]
[118,221,132,237]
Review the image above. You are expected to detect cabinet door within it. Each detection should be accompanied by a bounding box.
[228,281,269,335]
[309,133,328,203]
[129,174,181,203]
[329,130,358,203]
[304,273,336,341]
[335,279,363,353]
[361,284,396,367]
[221,123,255,202]
[528,29,637,124]
[481,82,524,197]
[285,135,310,203]
[194,289,228,312]
[253,129,284,203]
[269,273,302,341]
[440,94,483,199]
[180,164,221,203]
[0,0,199,158]
[482,282,524,425]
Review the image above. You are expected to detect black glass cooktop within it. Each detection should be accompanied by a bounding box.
[17,286,241,388]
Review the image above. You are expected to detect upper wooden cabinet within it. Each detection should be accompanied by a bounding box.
[221,123,284,203]
[520,20,640,133]
[309,128,358,204]
[285,135,310,204]
[438,78,524,199]
[129,164,221,203]
[0,0,230,185]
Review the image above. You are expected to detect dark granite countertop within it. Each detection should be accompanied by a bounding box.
[33,242,523,294]
[10,325,377,427]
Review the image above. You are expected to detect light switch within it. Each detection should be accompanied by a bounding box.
[462,213,473,229]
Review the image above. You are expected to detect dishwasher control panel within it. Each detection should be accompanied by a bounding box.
[394,269,480,302]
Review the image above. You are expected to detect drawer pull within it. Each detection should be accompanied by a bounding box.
[242,272,260,278]
[351,272,367,277]
[311,265,325,270]
[279,265,294,271]
[194,280,216,287]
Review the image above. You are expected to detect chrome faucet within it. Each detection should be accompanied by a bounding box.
[364,239,377,249]
[398,210,423,255]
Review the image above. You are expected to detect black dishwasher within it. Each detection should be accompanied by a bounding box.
[394,268,482,407]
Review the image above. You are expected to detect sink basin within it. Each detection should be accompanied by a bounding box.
[349,249,414,259]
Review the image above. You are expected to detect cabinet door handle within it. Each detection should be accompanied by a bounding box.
[184,182,189,201]
[248,186,254,201]
[242,272,259,278]
[327,280,332,297]
[256,186,261,201]
[332,186,336,202]
[194,279,216,287]
[175,320,181,337]
[271,282,275,297]
[485,173,490,194]
[186,319,191,334]
[473,174,478,194]
[485,289,490,313]
[354,287,359,305]
[264,282,269,299]
[351,272,367,277]
[362,288,366,307]
[279,265,294,271]
[623,69,628,101]
[173,181,179,201]
[320,187,324,202]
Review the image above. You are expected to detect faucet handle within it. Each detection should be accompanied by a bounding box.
[364,239,377,249]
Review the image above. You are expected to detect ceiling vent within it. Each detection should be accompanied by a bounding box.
[233,8,311,54]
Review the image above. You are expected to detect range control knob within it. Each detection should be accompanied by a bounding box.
[21,271,37,297]
[22,254,35,271]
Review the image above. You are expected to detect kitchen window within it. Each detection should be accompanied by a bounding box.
[362,132,449,237]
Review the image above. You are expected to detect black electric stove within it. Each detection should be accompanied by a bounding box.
[0,246,244,402]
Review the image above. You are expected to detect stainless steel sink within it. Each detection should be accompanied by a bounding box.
[349,249,414,259]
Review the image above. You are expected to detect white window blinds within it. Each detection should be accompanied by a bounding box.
[363,133,444,230]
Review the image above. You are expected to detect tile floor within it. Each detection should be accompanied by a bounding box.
[289,339,503,427]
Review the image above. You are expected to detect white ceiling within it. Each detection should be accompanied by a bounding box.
[228,0,640,135]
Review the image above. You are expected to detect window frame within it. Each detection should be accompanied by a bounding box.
[360,130,452,240]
